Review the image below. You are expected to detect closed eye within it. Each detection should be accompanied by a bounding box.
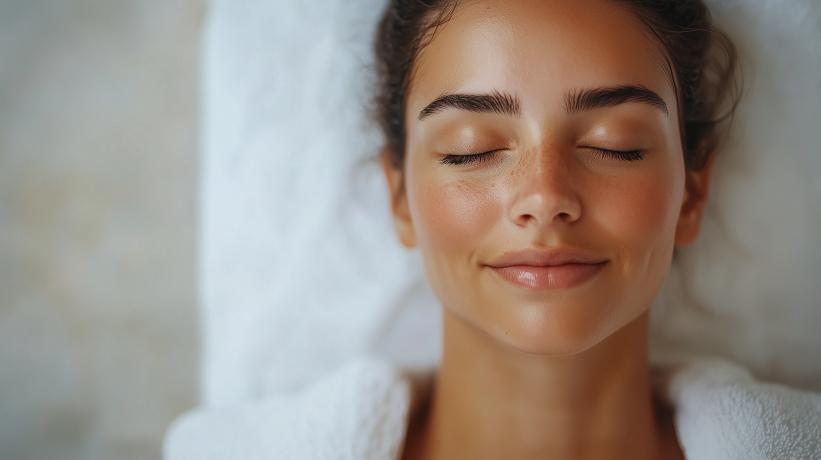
[439,150,501,166]
[441,147,643,165]
[589,147,645,162]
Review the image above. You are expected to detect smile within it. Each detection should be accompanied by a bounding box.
[486,248,607,291]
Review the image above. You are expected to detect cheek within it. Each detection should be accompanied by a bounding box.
[406,166,504,309]
[411,175,500,254]
[591,167,683,276]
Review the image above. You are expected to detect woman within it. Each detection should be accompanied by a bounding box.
[167,1,821,459]
[375,0,733,458]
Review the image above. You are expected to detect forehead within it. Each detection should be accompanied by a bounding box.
[408,0,676,118]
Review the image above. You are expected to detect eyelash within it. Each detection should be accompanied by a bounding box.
[592,148,645,162]
[439,150,499,166]
[439,148,645,166]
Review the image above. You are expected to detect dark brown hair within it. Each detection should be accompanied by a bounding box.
[374,0,740,171]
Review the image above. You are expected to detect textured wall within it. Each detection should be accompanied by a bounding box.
[0,1,203,459]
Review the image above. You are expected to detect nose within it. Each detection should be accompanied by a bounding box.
[508,147,582,228]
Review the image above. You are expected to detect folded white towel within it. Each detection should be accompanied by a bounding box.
[166,357,821,460]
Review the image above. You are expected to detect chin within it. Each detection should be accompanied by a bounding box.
[483,300,621,356]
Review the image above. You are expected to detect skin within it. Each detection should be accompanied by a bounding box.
[381,0,713,459]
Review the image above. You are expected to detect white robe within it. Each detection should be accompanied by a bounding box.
[165,356,821,460]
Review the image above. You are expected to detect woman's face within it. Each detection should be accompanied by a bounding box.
[385,0,710,354]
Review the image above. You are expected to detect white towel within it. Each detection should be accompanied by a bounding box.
[165,356,821,460]
[198,0,441,407]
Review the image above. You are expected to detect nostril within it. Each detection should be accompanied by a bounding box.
[509,190,581,227]
[516,213,538,226]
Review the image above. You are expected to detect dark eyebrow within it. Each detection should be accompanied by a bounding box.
[565,85,668,116]
[418,90,522,120]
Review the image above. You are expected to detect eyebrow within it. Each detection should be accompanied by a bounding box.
[417,84,668,121]
[565,85,668,116]
[418,90,522,120]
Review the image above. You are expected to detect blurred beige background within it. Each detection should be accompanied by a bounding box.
[0,1,204,459]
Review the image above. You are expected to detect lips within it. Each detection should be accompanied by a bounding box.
[485,248,607,291]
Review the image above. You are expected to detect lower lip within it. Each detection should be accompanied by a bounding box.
[490,263,606,291]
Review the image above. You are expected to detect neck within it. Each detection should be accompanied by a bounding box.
[406,310,669,460]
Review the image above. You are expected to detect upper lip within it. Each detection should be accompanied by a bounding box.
[485,248,607,268]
